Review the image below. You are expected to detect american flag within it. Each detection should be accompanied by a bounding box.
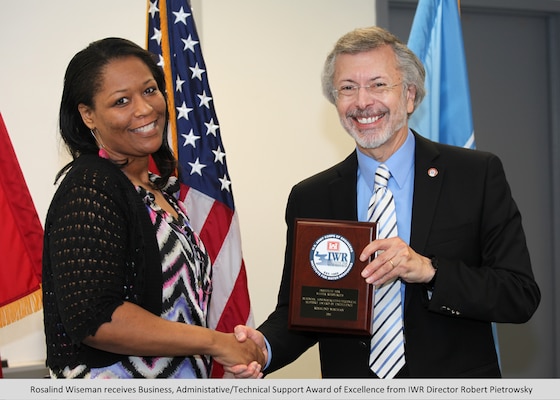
[146,0,254,377]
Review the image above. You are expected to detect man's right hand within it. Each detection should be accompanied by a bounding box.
[224,325,269,378]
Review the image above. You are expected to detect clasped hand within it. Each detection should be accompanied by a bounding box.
[359,237,435,286]
[214,330,266,379]
[224,326,268,379]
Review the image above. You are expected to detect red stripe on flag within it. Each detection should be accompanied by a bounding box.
[210,260,252,378]
[214,260,251,330]
[198,201,233,263]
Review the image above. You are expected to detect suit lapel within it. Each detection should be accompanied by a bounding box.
[328,152,359,221]
[410,133,444,254]
[324,143,444,238]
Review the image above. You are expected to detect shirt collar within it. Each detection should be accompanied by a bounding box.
[356,129,415,190]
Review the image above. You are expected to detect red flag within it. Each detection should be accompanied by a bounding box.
[146,0,254,377]
[0,113,43,328]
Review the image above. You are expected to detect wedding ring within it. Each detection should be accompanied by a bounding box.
[389,259,395,268]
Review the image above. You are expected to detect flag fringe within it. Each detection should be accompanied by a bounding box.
[0,288,42,328]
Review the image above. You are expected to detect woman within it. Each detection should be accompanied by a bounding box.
[42,37,263,378]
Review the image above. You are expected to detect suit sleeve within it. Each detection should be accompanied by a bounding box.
[426,153,540,323]
[257,185,319,373]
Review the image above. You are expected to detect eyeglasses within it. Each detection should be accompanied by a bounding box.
[333,82,402,99]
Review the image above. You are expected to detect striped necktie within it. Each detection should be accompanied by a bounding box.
[367,163,405,379]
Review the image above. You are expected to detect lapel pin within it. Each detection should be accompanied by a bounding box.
[428,167,438,178]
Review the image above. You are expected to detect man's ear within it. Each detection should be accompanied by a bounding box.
[78,104,95,129]
[406,85,417,114]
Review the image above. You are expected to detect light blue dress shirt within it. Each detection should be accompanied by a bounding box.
[356,129,416,306]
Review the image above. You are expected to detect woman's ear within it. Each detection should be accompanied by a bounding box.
[78,104,95,129]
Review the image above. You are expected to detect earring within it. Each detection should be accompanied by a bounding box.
[98,148,109,159]
[91,129,109,159]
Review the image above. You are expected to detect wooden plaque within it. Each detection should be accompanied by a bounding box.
[288,218,376,336]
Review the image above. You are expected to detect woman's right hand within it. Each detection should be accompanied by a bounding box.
[223,325,268,378]
[211,331,265,378]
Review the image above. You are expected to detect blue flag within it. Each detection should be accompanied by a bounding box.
[407,0,475,149]
[408,0,502,369]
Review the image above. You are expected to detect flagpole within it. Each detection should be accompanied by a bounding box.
[159,0,179,154]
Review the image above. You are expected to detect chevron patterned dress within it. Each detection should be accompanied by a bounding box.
[56,176,213,379]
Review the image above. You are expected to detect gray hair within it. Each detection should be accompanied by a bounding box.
[321,26,426,109]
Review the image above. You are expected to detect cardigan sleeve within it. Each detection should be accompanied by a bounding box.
[45,166,130,344]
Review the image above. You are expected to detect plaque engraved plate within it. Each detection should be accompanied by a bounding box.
[288,218,376,335]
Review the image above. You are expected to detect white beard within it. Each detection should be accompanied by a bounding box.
[340,96,409,149]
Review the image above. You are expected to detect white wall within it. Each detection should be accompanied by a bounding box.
[0,0,376,378]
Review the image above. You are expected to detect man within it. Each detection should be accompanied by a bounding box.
[232,26,540,378]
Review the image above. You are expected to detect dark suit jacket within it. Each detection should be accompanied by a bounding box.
[258,132,540,378]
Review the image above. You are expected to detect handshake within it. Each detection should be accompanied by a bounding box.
[216,325,267,379]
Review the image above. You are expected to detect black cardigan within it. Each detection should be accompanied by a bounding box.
[42,154,162,369]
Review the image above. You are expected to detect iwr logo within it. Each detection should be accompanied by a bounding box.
[309,234,354,280]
